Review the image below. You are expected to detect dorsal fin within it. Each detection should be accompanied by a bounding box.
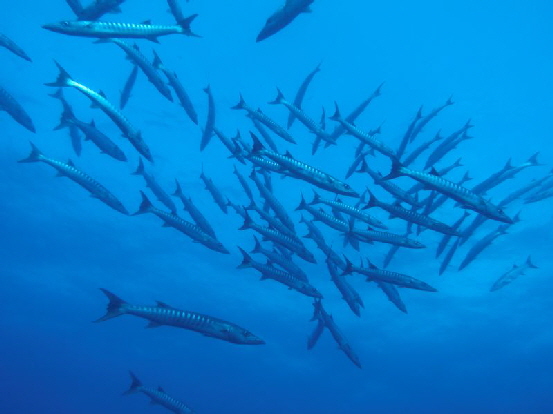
[67,159,75,167]
[429,167,441,176]
[157,386,166,393]
[142,20,152,25]
[284,151,294,159]
[98,90,107,99]
[156,301,173,309]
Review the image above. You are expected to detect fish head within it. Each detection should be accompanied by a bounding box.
[43,21,92,35]
[226,328,265,345]
[334,181,359,198]
[304,285,323,299]
[211,241,230,254]
[256,8,288,42]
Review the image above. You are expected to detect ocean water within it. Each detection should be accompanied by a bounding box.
[1,1,553,413]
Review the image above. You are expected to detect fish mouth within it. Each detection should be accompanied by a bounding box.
[42,24,59,32]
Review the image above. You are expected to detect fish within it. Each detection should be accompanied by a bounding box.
[307,319,325,350]
[490,256,538,292]
[231,95,296,144]
[134,191,229,254]
[270,88,334,145]
[251,236,309,282]
[43,16,200,41]
[240,212,316,263]
[402,130,443,167]
[97,39,173,102]
[18,143,128,215]
[458,223,513,271]
[501,171,553,206]
[329,103,396,159]
[96,288,261,344]
[351,226,426,249]
[326,257,363,317]
[488,153,541,188]
[50,88,83,156]
[395,106,423,160]
[458,214,489,246]
[123,372,195,414]
[375,278,408,313]
[119,64,139,109]
[0,85,35,133]
[256,0,315,42]
[300,216,345,267]
[237,247,322,298]
[200,169,228,214]
[214,128,245,163]
[200,85,216,150]
[439,236,461,275]
[309,300,362,368]
[408,97,453,143]
[249,114,279,153]
[0,33,32,62]
[287,62,321,128]
[296,196,350,234]
[133,158,177,214]
[233,165,255,203]
[65,0,84,17]
[423,122,472,169]
[173,180,217,239]
[421,171,472,217]
[382,227,412,269]
[45,62,152,161]
[383,160,513,224]
[77,0,126,21]
[405,158,463,195]
[250,133,359,197]
[471,158,514,195]
[153,52,198,124]
[436,211,471,258]
[245,201,298,239]
[363,190,459,236]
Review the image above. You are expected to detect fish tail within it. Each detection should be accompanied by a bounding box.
[309,190,321,206]
[172,179,182,197]
[122,371,142,395]
[362,189,377,210]
[178,14,201,37]
[152,50,162,69]
[295,194,308,211]
[44,61,72,87]
[381,158,404,181]
[94,288,127,323]
[238,212,253,231]
[329,102,342,121]
[133,191,154,215]
[18,142,44,163]
[237,247,253,269]
[251,236,262,254]
[231,94,246,110]
[250,132,265,154]
[53,105,74,131]
[132,158,145,176]
[527,152,541,166]
[356,158,369,174]
[341,256,354,276]
[268,88,285,105]
[48,88,64,100]
[526,256,538,269]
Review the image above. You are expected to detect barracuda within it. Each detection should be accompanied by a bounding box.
[173,180,217,239]
[246,201,298,240]
[0,33,32,62]
[0,85,35,133]
[96,289,262,344]
[251,236,308,282]
[351,226,426,249]
[342,257,437,292]
[490,256,538,292]
[256,0,315,42]
[238,248,322,298]
[200,85,216,150]
[287,62,321,129]
[124,372,195,414]
[45,62,152,161]
[119,64,138,109]
[326,258,363,317]
[384,159,513,224]
[18,143,128,215]
[250,170,295,232]
[200,170,228,214]
[133,158,177,214]
[43,15,199,42]
[134,191,229,254]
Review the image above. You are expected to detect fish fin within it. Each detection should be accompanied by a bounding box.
[145,321,162,328]
[44,61,72,87]
[18,142,44,163]
[157,386,166,393]
[237,247,253,268]
[95,288,127,323]
[177,14,201,37]
[122,372,142,395]
[268,88,285,105]
[381,158,404,180]
[526,256,538,269]
[132,157,145,175]
[133,191,154,215]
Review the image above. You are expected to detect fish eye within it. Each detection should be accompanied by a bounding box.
[61,21,70,27]
[243,331,252,337]
[344,183,351,189]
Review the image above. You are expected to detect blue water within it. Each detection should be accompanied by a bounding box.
[1,1,553,413]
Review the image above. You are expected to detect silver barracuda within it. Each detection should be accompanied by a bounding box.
[251,236,309,282]
[173,180,217,239]
[200,85,216,151]
[133,158,177,214]
[326,257,363,317]
[119,64,139,109]
[96,289,261,344]
[200,170,228,214]
[287,62,321,128]
[18,143,128,215]
[490,256,538,292]
[256,0,315,42]
[78,0,126,21]
[0,85,35,133]
[0,33,32,62]
[408,97,453,143]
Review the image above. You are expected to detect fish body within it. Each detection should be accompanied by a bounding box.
[124,372,194,414]
[490,256,538,292]
[0,85,35,132]
[287,62,321,128]
[96,289,261,344]
[424,123,472,169]
[256,0,315,42]
[0,33,31,62]
[352,227,426,249]
[247,201,298,239]
[396,106,423,160]
[233,165,254,202]
[238,248,322,298]
[134,192,228,254]
[408,97,453,143]
[200,171,228,214]
[385,160,512,224]
[18,143,128,215]
[173,180,217,239]
[376,280,407,313]
[458,224,511,271]
[402,130,443,167]
[439,237,461,275]
[327,258,362,317]
[119,64,139,109]
[45,62,152,161]
[214,128,245,162]
[133,158,177,214]
[200,85,215,150]
[436,211,471,258]
[250,170,295,231]
[78,0,126,21]
[502,172,553,206]
[251,236,308,281]
[158,64,198,125]
[249,114,279,152]
[471,159,513,195]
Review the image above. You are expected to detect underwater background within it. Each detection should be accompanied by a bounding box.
[1,1,553,413]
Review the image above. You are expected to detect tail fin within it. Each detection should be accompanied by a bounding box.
[381,159,404,181]
[329,102,342,122]
[251,236,262,254]
[18,142,44,163]
[231,94,246,110]
[341,256,354,275]
[526,152,541,167]
[178,14,201,37]
[238,212,253,231]
[152,50,163,70]
[133,191,154,215]
[268,88,285,105]
[526,256,538,269]
[54,105,76,131]
[295,194,308,211]
[132,158,145,176]
[44,61,72,87]
[362,190,378,210]
[309,190,322,206]
[122,371,142,395]
[94,288,127,323]
[250,132,265,154]
[237,247,253,269]
[48,88,65,101]
[172,179,183,197]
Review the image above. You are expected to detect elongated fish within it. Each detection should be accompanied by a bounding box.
[173,180,217,239]
[124,372,195,414]
[402,131,443,167]
[309,300,362,368]
[251,236,308,281]
[119,64,139,109]
[44,16,199,41]
[78,0,126,21]
[200,170,228,214]
[396,106,423,160]
[490,256,538,292]
[0,85,35,133]
[45,62,152,161]
[436,211,470,258]
[326,257,362,317]
[287,62,321,128]
[458,222,513,271]
[18,143,128,215]
[50,89,82,156]
[134,191,229,254]
[384,160,512,223]
[250,169,295,231]
[200,85,216,150]
[133,158,177,214]
[238,247,322,298]
[65,0,84,17]
[408,97,453,143]
[0,33,31,62]
[256,0,315,42]
[96,288,261,344]
[424,122,472,169]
